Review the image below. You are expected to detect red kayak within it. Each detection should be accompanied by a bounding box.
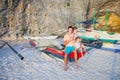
[29,39,86,61]
[29,40,36,47]
[45,47,86,61]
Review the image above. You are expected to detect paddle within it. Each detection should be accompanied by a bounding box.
[0,40,24,60]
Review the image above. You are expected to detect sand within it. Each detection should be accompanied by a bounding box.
[0,39,120,80]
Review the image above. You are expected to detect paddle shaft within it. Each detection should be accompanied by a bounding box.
[7,43,24,60]
[0,40,24,60]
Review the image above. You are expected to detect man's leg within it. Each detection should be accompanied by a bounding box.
[64,54,68,71]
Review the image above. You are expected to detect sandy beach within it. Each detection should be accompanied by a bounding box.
[0,39,120,80]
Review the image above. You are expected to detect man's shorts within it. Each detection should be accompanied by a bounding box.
[65,46,74,54]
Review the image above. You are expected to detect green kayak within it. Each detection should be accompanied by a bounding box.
[79,36,118,44]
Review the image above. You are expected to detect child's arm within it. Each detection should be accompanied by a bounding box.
[80,47,83,57]
[79,43,83,56]
[82,44,86,52]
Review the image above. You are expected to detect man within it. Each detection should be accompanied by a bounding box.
[63,26,75,71]
[63,26,74,46]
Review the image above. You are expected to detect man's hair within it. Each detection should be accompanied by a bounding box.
[68,26,73,29]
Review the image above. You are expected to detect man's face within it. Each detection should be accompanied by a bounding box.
[68,28,73,34]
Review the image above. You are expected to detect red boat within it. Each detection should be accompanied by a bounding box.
[44,47,86,61]
[29,40,36,47]
[29,39,86,61]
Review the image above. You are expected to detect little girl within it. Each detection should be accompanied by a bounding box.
[74,37,86,57]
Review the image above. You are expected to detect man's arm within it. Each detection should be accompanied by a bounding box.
[64,40,70,46]
[63,34,70,46]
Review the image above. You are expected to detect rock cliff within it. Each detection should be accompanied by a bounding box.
[0,0,120,37]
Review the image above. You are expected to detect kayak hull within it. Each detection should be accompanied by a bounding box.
[45,47,86,61]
